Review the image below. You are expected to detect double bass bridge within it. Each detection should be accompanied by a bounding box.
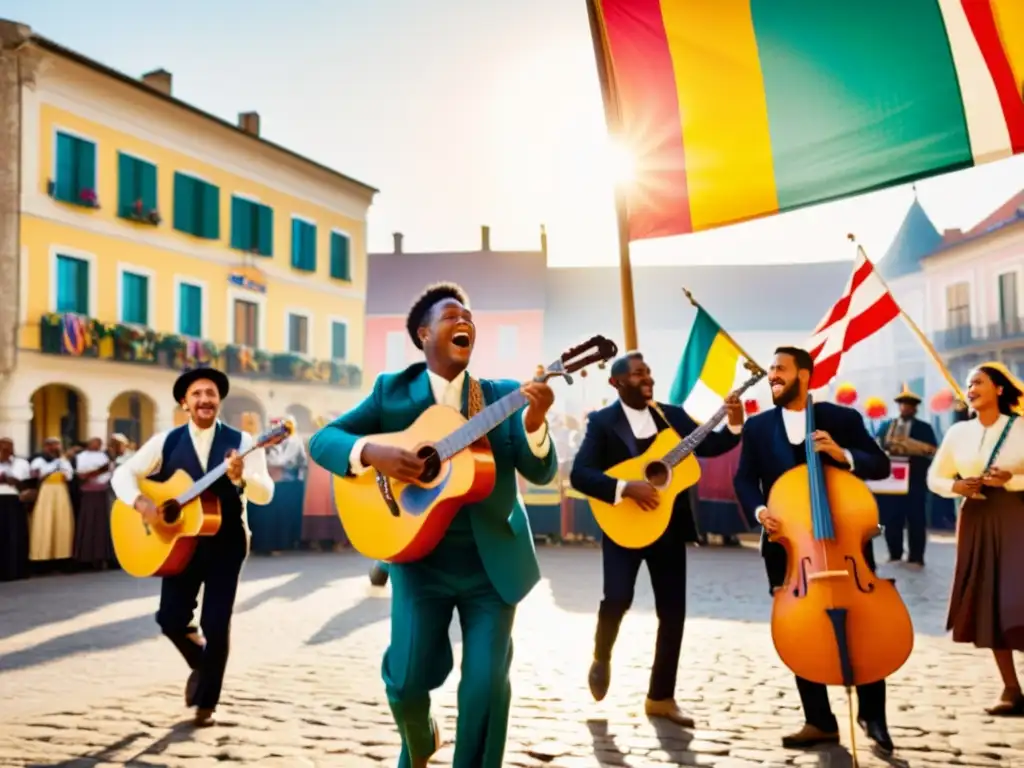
[793,556,875,597]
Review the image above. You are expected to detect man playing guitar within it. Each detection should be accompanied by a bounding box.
[111,367,275,726]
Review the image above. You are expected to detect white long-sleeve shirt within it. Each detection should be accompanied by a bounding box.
[348,369,551,474]
[927,414,1024,497]
[0,456,30,496]
[111,421,274,507]
[30,456,73,482]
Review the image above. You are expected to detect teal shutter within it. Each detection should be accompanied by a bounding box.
[55,133,77,202]
[173,173,195,233]
[117,153,135,216]
[230,196,247,249]
[291,219,302,268]
[305,223,317,270]
[77,258,89,314]
[330,232,351,280]
[122,272,148,325]
[200,183,220,239]
[56,256,89,314]
[257,205,273,256]
[179,283,202,336]
[75,138,96,198]
[331,322,347,360]
[139,160,157,212]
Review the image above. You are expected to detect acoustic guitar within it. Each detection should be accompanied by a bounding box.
[333,335,619,562]
[590,367,765,549]
[111,419,294,578]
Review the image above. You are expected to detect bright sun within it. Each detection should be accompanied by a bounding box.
[604,138,636,185]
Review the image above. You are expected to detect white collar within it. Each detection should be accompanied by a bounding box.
[427,368,466,390]
[619,400,650,417]
[188,420,219,439]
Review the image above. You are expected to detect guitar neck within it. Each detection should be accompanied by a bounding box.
[435,389,529,461]
[174,440,264,506]
[662,375,761,467]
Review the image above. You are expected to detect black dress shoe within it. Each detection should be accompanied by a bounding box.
[369,562,389,587]
[588,660,610,702]
[858,718,894,755]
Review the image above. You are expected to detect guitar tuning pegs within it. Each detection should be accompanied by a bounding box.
[598,361,607,370]
[536,364,545,378]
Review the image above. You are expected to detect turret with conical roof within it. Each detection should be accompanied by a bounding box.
[876,193,942,280]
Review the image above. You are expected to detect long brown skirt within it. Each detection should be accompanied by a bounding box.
[73,487,116,566]
[947,488,1024,650]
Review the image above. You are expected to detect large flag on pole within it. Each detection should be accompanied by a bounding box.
[669,307,748,423]
[806,247,900,390]
[587,0,1024,241]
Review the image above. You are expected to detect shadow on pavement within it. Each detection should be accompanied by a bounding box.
[26,729,166,767]
[305,592,392,646]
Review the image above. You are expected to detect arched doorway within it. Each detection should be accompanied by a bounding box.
[284,403,314,436]
[221,389,265,435]
[28,383,88,455]
[108,391,157,447]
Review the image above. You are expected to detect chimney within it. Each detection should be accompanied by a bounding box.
[481,225,491,252]
[141,68,172,96]
[540,224,547,257]
[393,232,404,254]
[238,111,260,136]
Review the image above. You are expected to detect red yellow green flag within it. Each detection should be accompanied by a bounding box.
[590,0,1024,241]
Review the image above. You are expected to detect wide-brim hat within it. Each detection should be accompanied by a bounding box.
[975,361,1024,415]
[894,382,921,404]
[173,366,229,403]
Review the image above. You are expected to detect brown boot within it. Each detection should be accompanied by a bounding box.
[193,708,216,727]
[644,698,695,728]
[781,723,840,748]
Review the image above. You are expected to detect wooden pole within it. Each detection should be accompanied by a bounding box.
[849,236,966,402]
[681,287,765,373]
[585,0,639,351]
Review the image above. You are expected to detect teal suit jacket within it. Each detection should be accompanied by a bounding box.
[308,362,558,605]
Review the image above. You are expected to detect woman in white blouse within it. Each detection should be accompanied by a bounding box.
[928,362,1024,716]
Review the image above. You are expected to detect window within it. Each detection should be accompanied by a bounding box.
[120,270,149,325]
[230,196,274,255]
[233,299,259,347]
[330,231,351,280]
[999,272,1018,332]
[55,255,89,314]
[331,321,348,360]
[497,325,518,360]
[288,313,309,354]
[385,330,406,371]
[178,282,203,337]
[173,173,220,239]
[53,132,97,206]
[945,282,970,329]
[117,153,158,220]
[291,218,317,271]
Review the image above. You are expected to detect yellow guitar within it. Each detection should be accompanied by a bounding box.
[590,369,764,549]
[111,419,294,577]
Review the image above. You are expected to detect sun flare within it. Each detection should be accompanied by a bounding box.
[604,138,637,186]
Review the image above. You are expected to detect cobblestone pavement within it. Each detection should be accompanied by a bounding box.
[1,536,1022,767]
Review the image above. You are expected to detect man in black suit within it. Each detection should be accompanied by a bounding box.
[571,351,743,725]
[733,346,895,754]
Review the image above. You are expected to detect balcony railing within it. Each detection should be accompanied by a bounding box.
[37,312,362,388]
[931,318,1024,353]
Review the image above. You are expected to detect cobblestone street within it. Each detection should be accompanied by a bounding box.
[1,538,1022,767]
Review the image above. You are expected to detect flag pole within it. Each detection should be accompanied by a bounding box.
[586,0,639,351]
[848,234,965,402]
[681,287,766,374]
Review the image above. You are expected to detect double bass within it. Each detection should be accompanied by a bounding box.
[766,395,913,763]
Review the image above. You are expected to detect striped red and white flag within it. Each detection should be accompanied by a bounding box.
[806,247,900,390]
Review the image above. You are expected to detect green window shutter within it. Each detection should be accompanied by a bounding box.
[75,138,96,198]
[122,272,148,325]
[173,173,195,233]
[257,204,273,256]
[77,258,89,314]
[117,152,135,217]
[179,283,202,336]
[230,196,247,249]
[330,232,351,280]
[56,255,89,314]
[200,183,220,239]
[331,321,347,360]
[291,219,303,269]
[139,160,158,213]
[306,223,317,270]
[54,133,77,202]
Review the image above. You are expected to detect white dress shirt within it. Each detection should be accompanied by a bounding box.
[612,401,743,504]
[76,449,114,485]
[111,420,274,508]
[268,435,307,469]
[0,456,30,496]
[30,456,73,481]
[753,407,855,522]
[349,369,551,474]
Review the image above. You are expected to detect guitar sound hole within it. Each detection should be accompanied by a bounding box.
[417,446,442,484]
[162,500,182,525]
[644,460,671,489]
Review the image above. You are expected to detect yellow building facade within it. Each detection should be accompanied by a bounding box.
[0,23,377,454]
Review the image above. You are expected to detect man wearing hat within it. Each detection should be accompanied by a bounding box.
[111,366,274,726]
[876,383,937,568]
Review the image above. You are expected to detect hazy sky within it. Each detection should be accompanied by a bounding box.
[4,0,1023,267]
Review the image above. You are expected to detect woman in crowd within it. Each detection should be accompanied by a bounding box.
[928,362,1024,716]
